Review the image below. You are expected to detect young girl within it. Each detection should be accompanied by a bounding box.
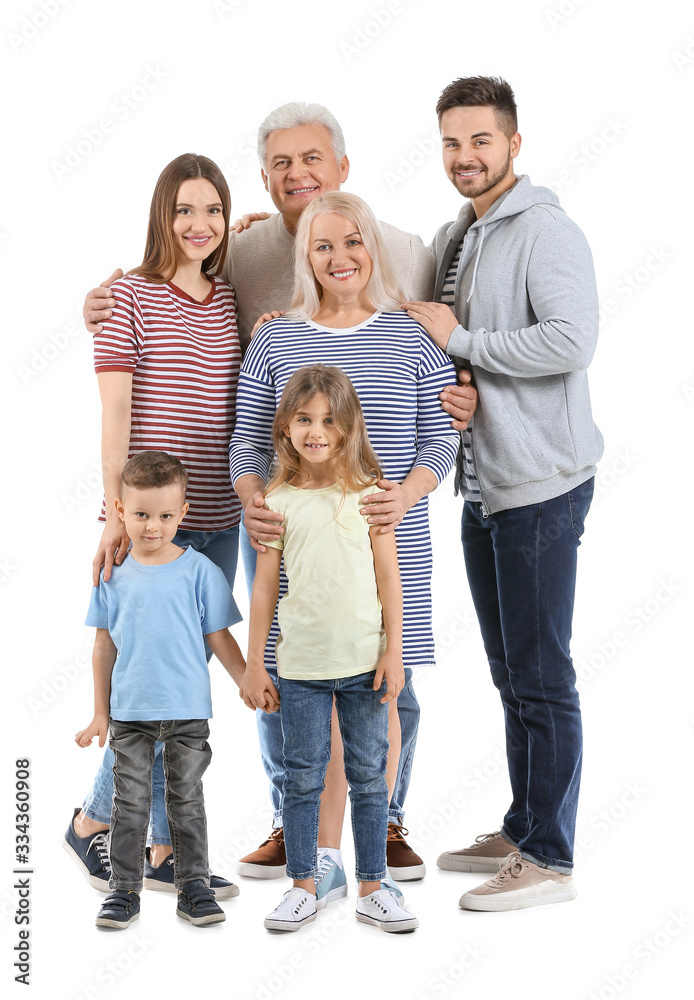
[65,154,242,898]
[240,364,419,934]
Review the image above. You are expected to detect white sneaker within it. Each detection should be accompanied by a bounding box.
[356,889,419,933]
[264,888,317,931]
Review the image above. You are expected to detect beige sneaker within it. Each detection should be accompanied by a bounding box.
[458,852,576,911]
[437,831,516,873]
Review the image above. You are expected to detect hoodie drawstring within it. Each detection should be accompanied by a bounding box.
[466,225,486,303]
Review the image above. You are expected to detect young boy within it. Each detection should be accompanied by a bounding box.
[75,451,248,929]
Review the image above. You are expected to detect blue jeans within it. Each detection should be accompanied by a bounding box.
[242,515,419,830]
[278,671,389,882]
[109,718,211,890]
[461,479,594,872]
[82,526,239,843]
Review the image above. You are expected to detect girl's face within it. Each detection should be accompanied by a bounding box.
[172,178,226,266]
[284,392,342,469]
[307,213,372,301]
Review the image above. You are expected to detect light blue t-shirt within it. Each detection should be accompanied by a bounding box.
[85,547,241,722]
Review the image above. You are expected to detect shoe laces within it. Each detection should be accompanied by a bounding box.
[262,828,285,847]
[88,832,111,873]
[474,831,502,846]
[387,824,410,842]
[487,852,525,886]
[315,853,334,885]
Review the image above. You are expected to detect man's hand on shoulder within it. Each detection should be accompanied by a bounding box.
[403,301,458,351]
[84,269,123,334]
[232,212,272,234]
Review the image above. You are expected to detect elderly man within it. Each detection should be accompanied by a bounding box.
[76,102,476,902]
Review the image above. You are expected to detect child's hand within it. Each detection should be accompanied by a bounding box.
[75,715,109,748]
[373,652,405,704]
[239,666,280,714]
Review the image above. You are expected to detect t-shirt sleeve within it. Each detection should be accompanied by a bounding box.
[93,278,143,374]
[85,577,110,629]
[263,490,285,550]
[198,558,243,634]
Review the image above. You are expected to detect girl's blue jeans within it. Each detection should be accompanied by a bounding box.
[278,670,389,882]
[82,526,238,843]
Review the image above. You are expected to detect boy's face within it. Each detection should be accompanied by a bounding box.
[116,483,188,562]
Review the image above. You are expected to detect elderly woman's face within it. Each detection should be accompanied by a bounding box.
[307,212,372,301]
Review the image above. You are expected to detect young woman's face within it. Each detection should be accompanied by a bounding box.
[171,178,226,266]
[307,213,372,302]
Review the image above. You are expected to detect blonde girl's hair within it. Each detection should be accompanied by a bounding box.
[127,153,231,284]
[266,365,383,497]
[286,191,406,320]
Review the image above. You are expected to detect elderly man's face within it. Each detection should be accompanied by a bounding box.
[261,124,349,232]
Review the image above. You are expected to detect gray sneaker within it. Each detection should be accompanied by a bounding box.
[437,831,517,873]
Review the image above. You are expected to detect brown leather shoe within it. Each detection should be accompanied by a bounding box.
[386,825,426,881]
[437,831,517,873]
[236,828,287,879]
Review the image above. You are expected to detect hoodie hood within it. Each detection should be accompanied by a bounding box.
[445,175,564,303]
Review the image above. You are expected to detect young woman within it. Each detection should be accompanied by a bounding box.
[65,154,241,898]
[241,365,418,933]
[229,192,460,907]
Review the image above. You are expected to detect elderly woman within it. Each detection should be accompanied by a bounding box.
[229,191,459,904]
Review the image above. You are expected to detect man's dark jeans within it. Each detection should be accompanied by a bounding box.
[462,478,594,872]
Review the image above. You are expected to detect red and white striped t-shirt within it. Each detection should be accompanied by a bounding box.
[94,274,241,530]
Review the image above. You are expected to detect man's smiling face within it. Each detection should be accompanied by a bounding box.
[440,105,520,216]
[261,123,349,232]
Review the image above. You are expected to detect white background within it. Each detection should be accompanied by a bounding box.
[2,0,693,997]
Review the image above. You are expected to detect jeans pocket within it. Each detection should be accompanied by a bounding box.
[567,477,594,539]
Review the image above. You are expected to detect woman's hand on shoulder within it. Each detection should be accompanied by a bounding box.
[250,311,285,338]
[93,521,131,585]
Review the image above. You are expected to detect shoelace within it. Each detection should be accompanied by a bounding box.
[487,852,525,886]
[387,824,410,841]
[88,832,111,873]
[261,828,285,847]
[314,854,335,886]
[474,831,502,846]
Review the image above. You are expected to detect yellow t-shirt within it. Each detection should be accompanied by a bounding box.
[265,482,386,680]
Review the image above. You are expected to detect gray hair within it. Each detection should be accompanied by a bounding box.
[287,192,405,321]
[257,102,347,167]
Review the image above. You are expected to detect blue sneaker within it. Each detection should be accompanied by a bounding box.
[95,890,140,929]
[314,851,348,910]
[176,880,226,926]
[143,848,239,900]
[63,808,111,891]
[381,869,405,906]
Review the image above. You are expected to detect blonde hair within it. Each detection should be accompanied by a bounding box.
[266,365,382,498]
[287,192,405,320]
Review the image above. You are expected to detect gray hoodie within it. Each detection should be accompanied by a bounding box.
[432,174,604,513]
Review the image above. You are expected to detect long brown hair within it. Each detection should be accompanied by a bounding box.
[128,153,230,283]
[266,365,383,497]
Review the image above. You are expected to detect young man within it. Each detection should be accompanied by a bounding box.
[79,103,478,893]
[76,452,246,929]
[405,76,603,910]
